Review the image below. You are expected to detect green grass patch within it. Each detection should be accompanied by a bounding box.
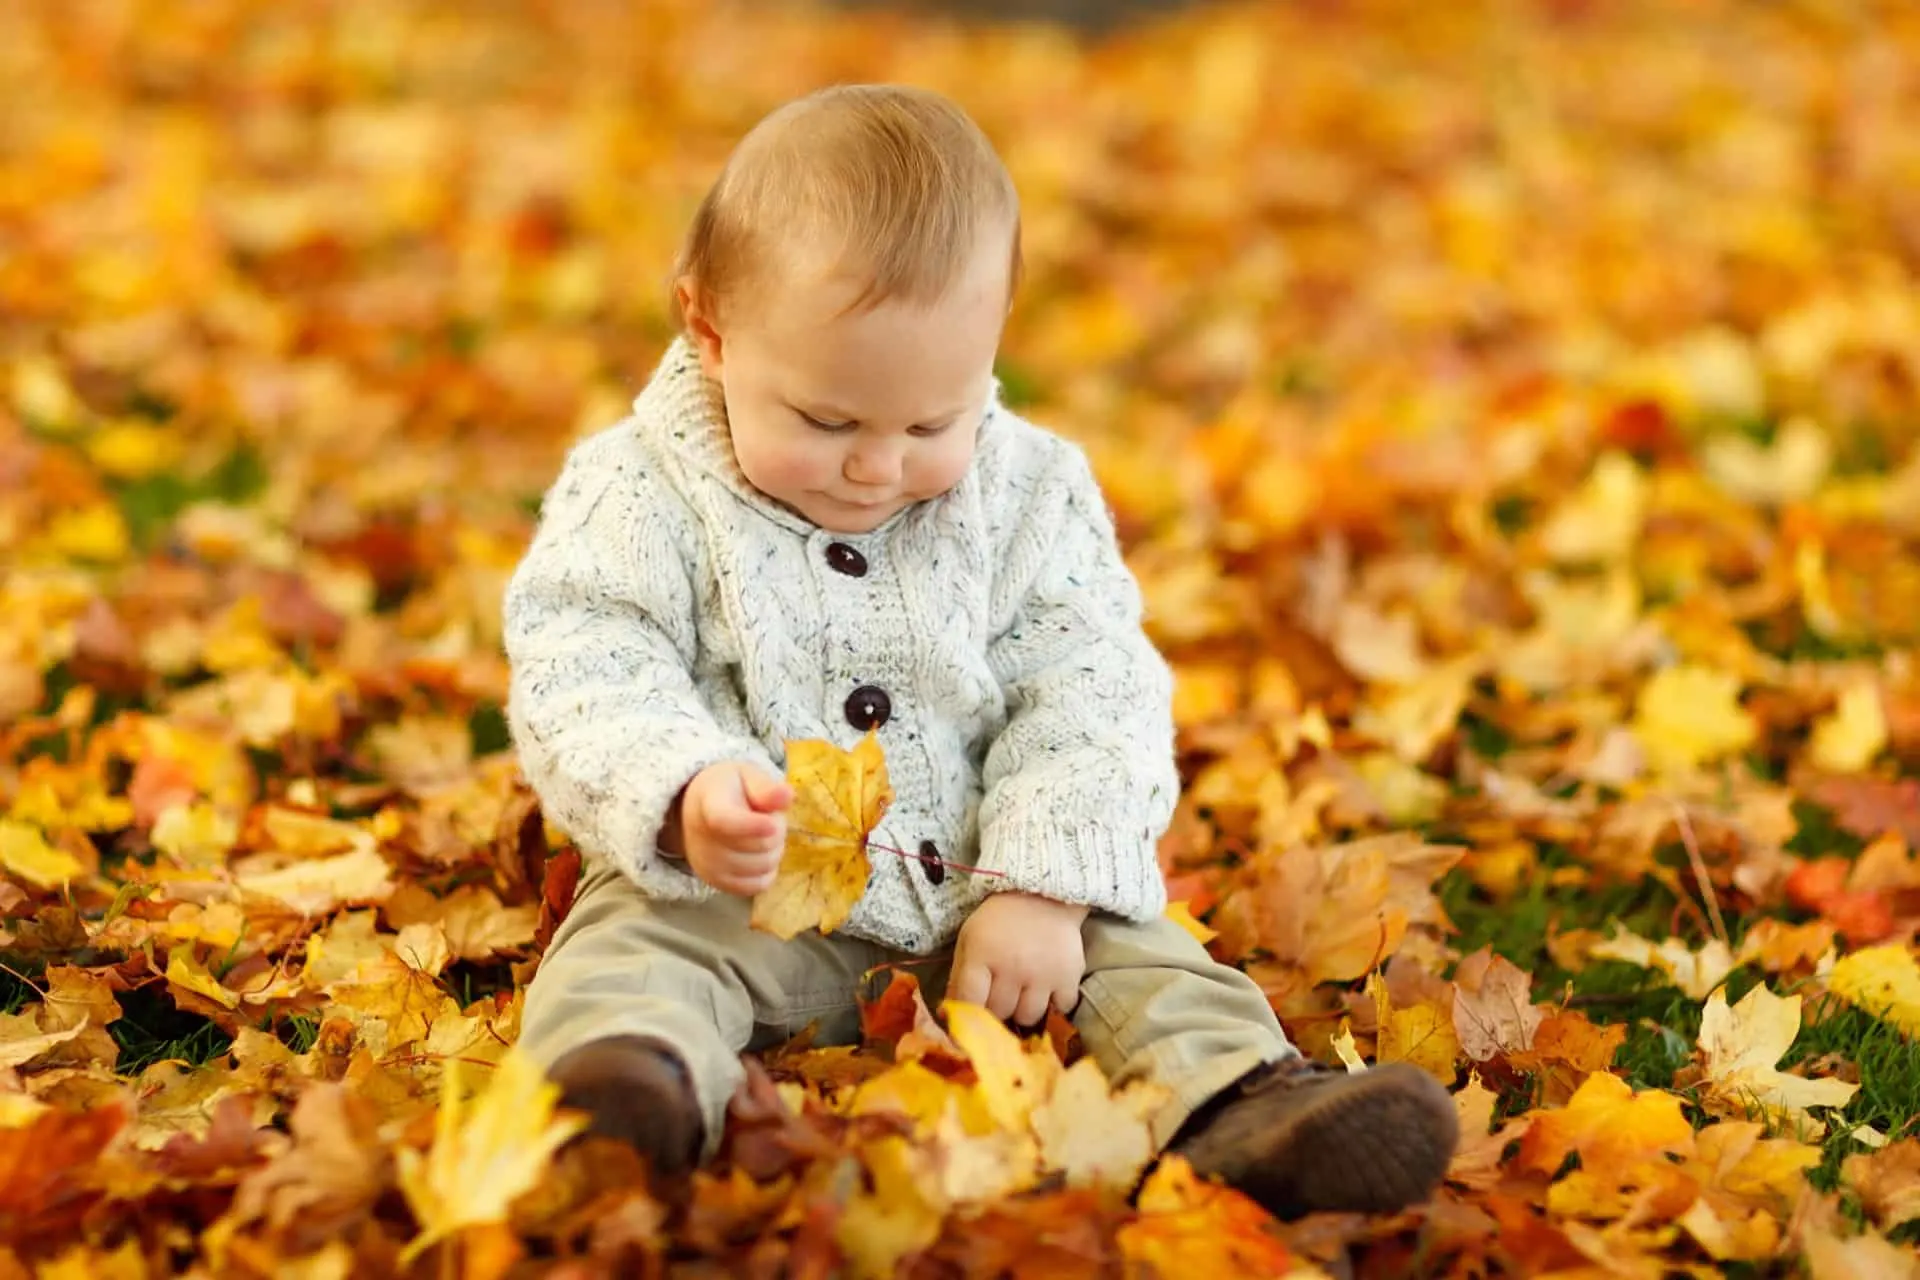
[993,358,1040,408]
[469,702,512,756]
[109,985,233,1075]
[110,443,268,550]
[1785,999,1920,1188]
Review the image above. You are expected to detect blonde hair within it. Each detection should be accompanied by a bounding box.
[674,84,1022,325]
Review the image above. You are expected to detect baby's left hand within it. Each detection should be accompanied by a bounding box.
[950,891,1089,1027]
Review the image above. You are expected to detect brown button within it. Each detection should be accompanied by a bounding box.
[844,685,891,731]
[919,840,945,885]
[825,542,868,577]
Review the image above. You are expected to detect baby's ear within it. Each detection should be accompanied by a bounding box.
[675,277,726,376]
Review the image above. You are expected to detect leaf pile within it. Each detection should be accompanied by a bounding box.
[4,0,1920,1275]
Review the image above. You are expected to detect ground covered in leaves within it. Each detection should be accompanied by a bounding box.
[4,0,1920,1275]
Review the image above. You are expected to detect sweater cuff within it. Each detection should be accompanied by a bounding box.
[976,803,1169,923]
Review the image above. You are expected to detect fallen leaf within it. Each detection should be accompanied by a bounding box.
[166,949,241,1011]
[752,733,890,940]
[235,845,395,915]
[396,1049,588,1264]
[1675,1120,1821,1262]
[1117,1156,1295,1277]
[1030,1057,1167,1189]
[1809,680,1890,774]
[1588,927,1738,999]
[1451,947,1545,1061]
[1801,1214,1920,1280]
[1631,664,1758,776]
[0,820,84,891]
[1829,944,1920,1037]
[1805,776,1920,847]
[218,1084,390,1249]
[835,1135,945,1279]
[944,1001,1042,1133]
[1516,1072,1693,1179]
[1369,970,1460,1085]
[1698,984,1859,1135]
[1447,1072,1521,1192]
[858,970,963,1064]
[0,1101,130,1240]
[1845,1138,1920,1233]
[1164,899,1217,944]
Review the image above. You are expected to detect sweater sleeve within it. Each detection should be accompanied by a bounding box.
[503,433,777,899]
[973,442,1176,921]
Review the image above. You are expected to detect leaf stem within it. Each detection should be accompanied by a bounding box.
[787,827,1008,879]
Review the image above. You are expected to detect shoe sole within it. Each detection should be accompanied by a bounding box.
[1186,1063,1460,1218]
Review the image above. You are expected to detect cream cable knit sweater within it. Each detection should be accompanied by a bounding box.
[503,339,1176,953]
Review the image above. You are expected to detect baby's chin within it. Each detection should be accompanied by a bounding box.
[785,490,921,533]
[806,504,904,534]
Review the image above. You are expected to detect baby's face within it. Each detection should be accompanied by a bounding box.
[690,235,1011,534]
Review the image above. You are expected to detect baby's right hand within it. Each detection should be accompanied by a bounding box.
[674,762,793,896]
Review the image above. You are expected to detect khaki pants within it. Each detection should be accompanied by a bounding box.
[522,862,1297,1159]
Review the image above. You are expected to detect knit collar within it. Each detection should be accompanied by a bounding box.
[631,334,1006,537]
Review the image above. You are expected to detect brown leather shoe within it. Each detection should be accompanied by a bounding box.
[546,1035,704,1180]
[1169,1057,1459,1220]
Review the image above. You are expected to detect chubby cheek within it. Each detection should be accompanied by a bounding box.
[906,431,979,499]
[734,421,837,495]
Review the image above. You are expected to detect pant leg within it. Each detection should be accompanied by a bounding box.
[1071,912,1299,1148]
[521,860,888,1158]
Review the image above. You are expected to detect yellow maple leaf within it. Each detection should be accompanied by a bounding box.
[43,503,131,563]
[1117,1156,1296,1277]
[1516,1071,1694,1178]
[835,1135,947,1280]
[1631,663,1758,775]
[0,1011,85,1071]
[396,1049,587,1265]
[1029,1056,1169,1189]
[85,419,185,480]
[943,1001,1043,1133]
[0,819,84,890]
[1588,926,1737,999]
[1809,679,1890,775]
[1677,1121,1821,1262]
[165,949,239,1011]
[751,732,891,940]
[1699,984,1859,1135]
[1539,451,1647,563]
[1701,416,1832,505]
[849,1059,994,1138]
[1829,944,1920,1037]
[1368,971,1460,1085]
[234,845,395,915]
[151,802,239,868]
[130,1061,272,1150]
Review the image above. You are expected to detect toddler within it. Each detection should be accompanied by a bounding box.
[504,83,1458,1220]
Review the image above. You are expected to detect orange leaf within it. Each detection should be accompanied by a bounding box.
[1117,1156,1293,1277]
[1516,1072,1693,1179]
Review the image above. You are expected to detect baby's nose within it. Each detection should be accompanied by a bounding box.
[845,442,903,484]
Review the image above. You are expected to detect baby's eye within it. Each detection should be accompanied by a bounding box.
[799,411,856,433]
[908,420,955,438]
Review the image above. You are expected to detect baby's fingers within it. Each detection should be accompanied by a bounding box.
[704,805,785,854]
[949,958,992,1011]
[708,851,781,896]
[1012,981,1050,1030]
